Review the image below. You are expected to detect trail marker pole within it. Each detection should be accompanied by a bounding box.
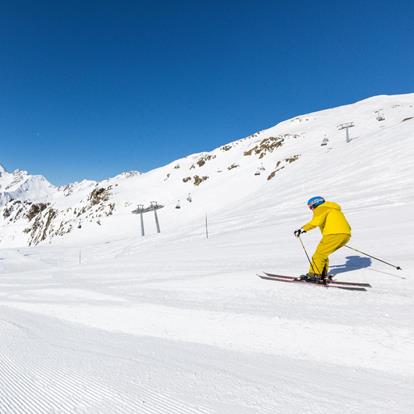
[205,214,209,239]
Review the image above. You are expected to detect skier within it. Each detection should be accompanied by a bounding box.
[294,196,351,282]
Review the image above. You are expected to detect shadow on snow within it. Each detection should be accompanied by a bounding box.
[329,255,371,275]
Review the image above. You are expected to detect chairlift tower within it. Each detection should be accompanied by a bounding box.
[132,204,145,236]
[150,201,161,233]
[132,202,163,236]
[337,122,355,143]
[374,110,385,121]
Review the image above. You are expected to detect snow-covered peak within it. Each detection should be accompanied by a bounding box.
[0,167,56,207]
[1,92,414,247]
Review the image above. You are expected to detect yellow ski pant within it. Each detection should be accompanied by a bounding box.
[309,234,351,275]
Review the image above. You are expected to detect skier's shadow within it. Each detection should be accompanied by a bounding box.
[329,255,371,275]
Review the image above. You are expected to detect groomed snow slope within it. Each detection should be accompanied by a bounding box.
[1,94,414,413]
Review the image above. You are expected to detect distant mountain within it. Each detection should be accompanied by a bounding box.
[1,93,413,247]
[0,166,56,207]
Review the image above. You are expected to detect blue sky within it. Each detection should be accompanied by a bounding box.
[1,0,413,185]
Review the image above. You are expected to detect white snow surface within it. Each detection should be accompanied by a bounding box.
[0,166,55,207]
[1,94,414,413]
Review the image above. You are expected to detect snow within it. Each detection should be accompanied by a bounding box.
[1,94,414,413]
[0,168,56,207]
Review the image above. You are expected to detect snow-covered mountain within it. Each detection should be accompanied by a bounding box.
[1,93,414,248]
[1,93,413,414]
[0,165,56,207]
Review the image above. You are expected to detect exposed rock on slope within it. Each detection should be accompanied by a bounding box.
[1,93,414,247]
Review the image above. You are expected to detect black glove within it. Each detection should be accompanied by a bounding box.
[294,229,305,237]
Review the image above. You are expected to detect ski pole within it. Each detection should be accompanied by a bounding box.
[344,245,402,270]
[297,235,321,275]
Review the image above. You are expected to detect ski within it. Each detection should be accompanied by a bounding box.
[263,272,372,288]
[257,274,368,291]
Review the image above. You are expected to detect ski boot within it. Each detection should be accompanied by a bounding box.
[321,274,334,284]
[299,273,325,284]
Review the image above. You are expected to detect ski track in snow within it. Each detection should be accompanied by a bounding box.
[1,203,414,413]
[1,95,414,413]
[1,306,412,414]
[0,312,211,414]
[1,209,414,414]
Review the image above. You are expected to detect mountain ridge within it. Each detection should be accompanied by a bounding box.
[1,92,413,247]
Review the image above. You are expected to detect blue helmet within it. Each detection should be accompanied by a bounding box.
[307,196,325,209]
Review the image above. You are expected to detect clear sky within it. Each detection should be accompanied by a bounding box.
[1,0,413,185]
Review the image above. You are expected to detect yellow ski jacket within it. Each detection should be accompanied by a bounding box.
[302,201,351,235]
